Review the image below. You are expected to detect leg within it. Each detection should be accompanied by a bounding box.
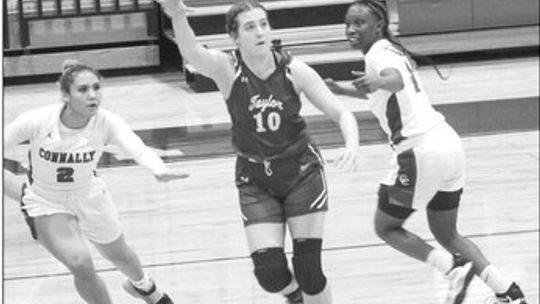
[427,190,490,274]
[246,223,301,299]
[93,234,144,282]
[376,183,474,304]
[427,190,525,301]
[288,213,331,304]
[34,214,112,304]
[375,185,434,262]
[93,235,173,304]
[237,156,300,302]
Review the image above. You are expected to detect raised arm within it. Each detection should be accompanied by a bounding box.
[290,59,360,169]
[158,0,234,91]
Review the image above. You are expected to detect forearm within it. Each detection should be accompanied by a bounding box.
[3,169,24,202]
[135,146,168,176]
[338,111,360,149]
[171,11,206,66]
[340,85,368,99]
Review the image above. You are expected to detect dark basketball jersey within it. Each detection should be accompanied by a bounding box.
[226,49,310,162]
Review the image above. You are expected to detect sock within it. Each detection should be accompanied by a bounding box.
[426,249,454,274]
[130,272,154,293]
[480,265,514,294]
[280,275,299,296]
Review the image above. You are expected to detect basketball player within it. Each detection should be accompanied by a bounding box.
[324,1,528,304]
[157,0,360,303]
[3,59,188,304]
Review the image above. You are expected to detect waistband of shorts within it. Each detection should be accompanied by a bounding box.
[391,122,450,153]
[28,177,102,199]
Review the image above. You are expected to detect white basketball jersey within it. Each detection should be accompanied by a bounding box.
[4,103,164,194]
[364,39,444,147]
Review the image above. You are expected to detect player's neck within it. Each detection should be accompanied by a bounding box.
[241,50,275,80]
[60,105,90,129]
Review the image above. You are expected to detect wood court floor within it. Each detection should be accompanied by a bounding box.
[3,131,539,304]
[2,55,539,303]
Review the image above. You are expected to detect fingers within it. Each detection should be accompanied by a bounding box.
[331,148,359,171]
[156,173,190,182]
[351,70,365,77]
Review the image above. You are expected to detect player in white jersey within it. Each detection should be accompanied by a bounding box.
[3,59,188,304]
[325,1,527,304]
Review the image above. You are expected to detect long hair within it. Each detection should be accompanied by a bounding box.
[351,0,447,80]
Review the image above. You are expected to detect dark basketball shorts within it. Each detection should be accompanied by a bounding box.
[236,145,329,226]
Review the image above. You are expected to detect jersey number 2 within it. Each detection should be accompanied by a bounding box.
[57,167,74,182]
[253,112,281,132]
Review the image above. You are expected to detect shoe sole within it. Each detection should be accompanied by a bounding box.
[447,262,475,304]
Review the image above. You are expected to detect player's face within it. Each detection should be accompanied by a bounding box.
[234,8,271,56]
[64,71,102,120]
[345,4,383,54]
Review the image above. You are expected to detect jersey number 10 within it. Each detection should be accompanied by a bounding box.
[253,111,282,133]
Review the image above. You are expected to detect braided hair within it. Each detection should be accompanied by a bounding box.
[351,0,447,80]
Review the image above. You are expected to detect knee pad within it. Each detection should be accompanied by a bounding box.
[251,247,292,293]
[292,238,327,295]
[427,189,462,211]
[378,184,415,219]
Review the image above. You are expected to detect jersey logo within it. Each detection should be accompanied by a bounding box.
[398,174,410,187]
[248,94,283,113]
[241,76,249,83]
[39,147,97,164]
[299,163,310,173]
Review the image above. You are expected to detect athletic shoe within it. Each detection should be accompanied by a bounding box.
[444,254,475,304]
[486,282,527,304]
[285,287,303,304]
[122,279,174,304]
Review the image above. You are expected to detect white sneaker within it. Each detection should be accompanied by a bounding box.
[122,279,174,304]
[445,261,475,304]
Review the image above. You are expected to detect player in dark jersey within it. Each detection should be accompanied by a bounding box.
[158,0,360,302]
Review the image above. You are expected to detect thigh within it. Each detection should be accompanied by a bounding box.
[284,168,329,218]
[236,158,285,226]
[287,212,326,239]
[21,186,74,240]
[245,223,286,253]
[34,213,92,267]
[382,148,441,210]
[75,178,122,244]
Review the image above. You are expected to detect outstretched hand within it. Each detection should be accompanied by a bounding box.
[324,78,343,95]
[154,0,194,17]
[351,70,381,95]
[331,146,360,171]
[154,171,190,182]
